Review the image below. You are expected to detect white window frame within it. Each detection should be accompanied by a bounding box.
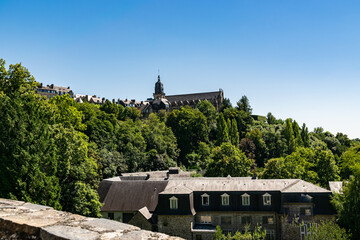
[305,208,312,216]
[200,215,212,224]
[201,193,210,206]
[169,196,178,209]
[263,193,272,206]
[242,193,250,206]
[221,193,230,206]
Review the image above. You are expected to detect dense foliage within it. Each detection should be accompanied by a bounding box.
[0,59,359,236]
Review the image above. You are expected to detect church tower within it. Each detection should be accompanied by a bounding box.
[153,75,165,99]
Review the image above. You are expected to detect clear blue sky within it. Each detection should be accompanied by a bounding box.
[1,0,359,138]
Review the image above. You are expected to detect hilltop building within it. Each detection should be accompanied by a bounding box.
[36,83,74,99]
[98,168,337,240]
[147,75,224,112]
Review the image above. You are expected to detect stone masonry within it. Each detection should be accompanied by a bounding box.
[0,198,183,240]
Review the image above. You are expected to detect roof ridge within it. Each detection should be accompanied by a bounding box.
[166,91,221,97]
[280,179,301,192]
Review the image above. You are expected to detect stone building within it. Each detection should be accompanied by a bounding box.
[36,83,74,99]
[98,168,337,240]
[148,75,224,112]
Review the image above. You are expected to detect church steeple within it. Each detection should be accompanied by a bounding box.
[154,74,165,99]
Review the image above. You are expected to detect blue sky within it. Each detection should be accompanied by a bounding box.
[1,0,359,138]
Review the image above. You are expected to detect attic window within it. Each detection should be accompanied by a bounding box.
[221,193,230,206]
[201,193,210,206]
[242,193,250,206]
[263,193,271,206]
[169,196,178,209]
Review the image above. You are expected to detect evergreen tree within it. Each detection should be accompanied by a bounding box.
[283,118,296,154]
[229,118,240,147]
[301,123,310,147]
[216,113,230,146]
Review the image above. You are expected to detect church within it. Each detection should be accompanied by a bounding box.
[137,75,224,113]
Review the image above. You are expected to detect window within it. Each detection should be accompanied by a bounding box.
[266,229,275,240]
[241,216,252,225]
[201,193,210,206]
[108,212,114,220]
[242,193,250,206]
[221,193,230,206]
[263,193,271,205]
[262,216,274,224]
[300,207,312,216]
[221,216,232,225]
[169,196,178,209]
[200,215,212,224]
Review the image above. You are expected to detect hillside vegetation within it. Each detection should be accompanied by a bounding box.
[0,59,359,238]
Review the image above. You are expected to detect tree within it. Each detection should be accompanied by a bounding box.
[314,148,339,187]
[246,128,268,167]
[301,123,310,148]
[266,112,277,124]
[283,118,296,154]
[239,138,256,159]
[236,95,252,114]
[229,118,240,147]
[292,120,303,147]
[332,164,360,239]
[100,99,119,116]
[220,98,232,112]
[306,220,351,240]
[141,114,179,170]
[197,100,218,141]
[216,113,230,145]
[205,142,252,177]
[99,149,127,179]
[0,60,101,216]
[261,158,291,179]
[340,145,360,179]
[214,225,266,240]
[166,107,209,166]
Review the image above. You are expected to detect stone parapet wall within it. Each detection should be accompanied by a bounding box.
[0,198,183,240]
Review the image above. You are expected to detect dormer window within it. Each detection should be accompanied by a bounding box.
[242,193,250,206]
[201,193,210,206]
[169,196,178,209]
[263,193,271,206]
[221,193,230,206]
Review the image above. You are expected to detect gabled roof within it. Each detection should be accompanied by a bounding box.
[100,181,168,212]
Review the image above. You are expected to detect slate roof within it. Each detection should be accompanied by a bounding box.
[100,181,168,212]
[160,178,330,194]
[166,91,222,103]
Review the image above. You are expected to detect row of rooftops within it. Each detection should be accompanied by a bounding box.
[36,82,223,114]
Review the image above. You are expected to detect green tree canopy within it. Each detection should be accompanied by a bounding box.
[205,142,252,177]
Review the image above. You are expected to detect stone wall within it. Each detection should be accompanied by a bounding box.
[0,198,183,240]
[158,215,193,240]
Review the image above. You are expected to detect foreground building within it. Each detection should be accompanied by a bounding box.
[98,168,336,240]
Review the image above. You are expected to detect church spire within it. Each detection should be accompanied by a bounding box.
[154,74,165,99]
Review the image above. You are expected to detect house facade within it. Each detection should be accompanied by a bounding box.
[99,169,336,240]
